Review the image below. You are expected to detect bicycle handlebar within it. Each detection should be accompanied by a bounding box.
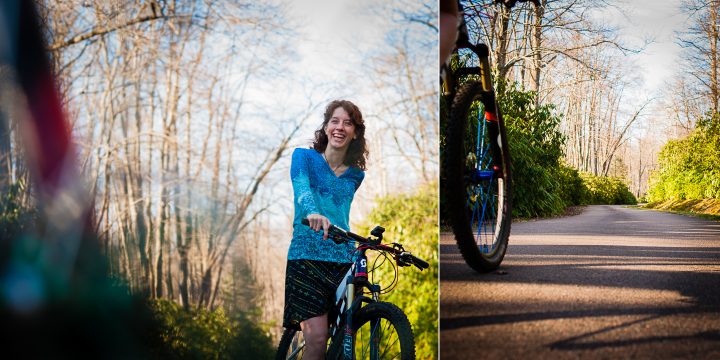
[300,218,429,270]
[301,218,368,244]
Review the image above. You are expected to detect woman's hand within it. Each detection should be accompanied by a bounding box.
[306,214,330,240]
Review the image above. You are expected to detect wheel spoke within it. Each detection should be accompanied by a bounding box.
[467,109,502,256]
[379,320,400,359]
[353,317,402,360]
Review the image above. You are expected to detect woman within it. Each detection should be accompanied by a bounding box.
[283,100,369,359]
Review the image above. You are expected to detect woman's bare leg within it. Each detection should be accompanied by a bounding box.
[300,314,329,360]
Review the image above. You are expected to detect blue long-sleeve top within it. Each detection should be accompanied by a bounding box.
[288,148,365,263]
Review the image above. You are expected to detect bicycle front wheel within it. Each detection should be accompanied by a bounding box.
[276,328,305,360]
[445,80,512,273]
[351,302,415,360]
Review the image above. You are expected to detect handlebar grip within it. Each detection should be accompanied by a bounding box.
[301,218,368,242]
[301,218,350,244]
[410,255,429,270]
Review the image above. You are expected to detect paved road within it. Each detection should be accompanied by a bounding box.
[440,205,720,359]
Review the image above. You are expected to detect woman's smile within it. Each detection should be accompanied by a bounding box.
[330,132,347,145]
[325,107,355,150]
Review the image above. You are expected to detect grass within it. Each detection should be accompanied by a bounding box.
[641,198,720,221]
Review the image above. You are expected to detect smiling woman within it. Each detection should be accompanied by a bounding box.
[282,99,369,359]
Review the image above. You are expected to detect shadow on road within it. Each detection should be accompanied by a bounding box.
[441,244,720,347]
[440,303,719,330]
[549,314,720,351]
[441,207,720,355]
[442,244,720,305]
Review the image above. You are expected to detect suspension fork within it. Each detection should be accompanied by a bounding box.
[343,249,369,360]
[354,250,383,360]
[476,43,504,176]
[482,93,503,174]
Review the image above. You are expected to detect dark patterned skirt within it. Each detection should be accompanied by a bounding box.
[283,259,352,330]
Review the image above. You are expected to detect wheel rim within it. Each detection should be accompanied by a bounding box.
[354,317,403,359]
[466,109,505,257]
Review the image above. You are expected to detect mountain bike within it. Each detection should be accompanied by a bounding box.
[276,219,429,360]
[442,0,538,273]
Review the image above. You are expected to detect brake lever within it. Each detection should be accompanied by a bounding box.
[396,252,414,267]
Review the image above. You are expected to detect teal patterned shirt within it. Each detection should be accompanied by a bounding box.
[288,148,365,263]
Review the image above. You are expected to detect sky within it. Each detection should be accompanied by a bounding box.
[287,0,388,81]
[251,0,436,229]
[254,0,400,117]
[581,0,693,142]
[244,0,405,152]
[605,0,688,97]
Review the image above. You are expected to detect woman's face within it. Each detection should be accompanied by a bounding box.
[324,107,356,151]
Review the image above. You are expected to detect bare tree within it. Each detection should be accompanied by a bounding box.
[462,0,633,104]
[678,0,720,119]
[554,38,648,177]
[366,0,438,188]
[39,0,310,314]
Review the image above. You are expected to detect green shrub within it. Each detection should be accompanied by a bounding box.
[557,163,586,206]
[151,299,274,359]
[481,81,638,210]
[580,172,637,205]
[358,182,438,360]
[496,81,568,217]
[648,121,720,202]
[439,65,570,219]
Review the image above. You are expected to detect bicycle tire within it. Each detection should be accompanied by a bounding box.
[445,80,512,273]
[276,328,305,360]
[348,302,415,360]
[280,302,415,360]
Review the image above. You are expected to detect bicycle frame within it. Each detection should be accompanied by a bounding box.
[330,246,382,360]
[283,220,427,359]
[442,2,495,109]
[442,2,503,173]
[444,18,505,204]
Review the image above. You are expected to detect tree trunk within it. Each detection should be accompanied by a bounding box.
[530,1,545,102]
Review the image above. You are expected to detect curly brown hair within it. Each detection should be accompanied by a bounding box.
[312,100,369,171]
